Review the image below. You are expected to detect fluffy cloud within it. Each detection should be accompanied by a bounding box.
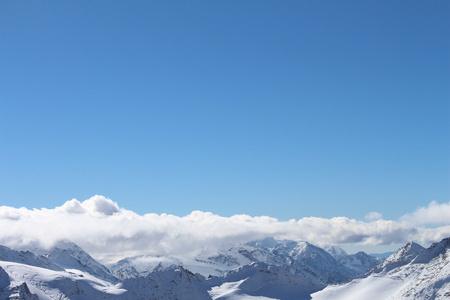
[400,201,450,225]
[0,195,449,264]
[56,195,120,216]
[365,212,383,221]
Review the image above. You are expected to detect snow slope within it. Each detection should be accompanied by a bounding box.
[0,266,39,300]
[311,238,450,300]
[41,240,118,283]
[0,245,62,272]
[209,279,278,300]
[213,262,325,300]
[0,261,125,300]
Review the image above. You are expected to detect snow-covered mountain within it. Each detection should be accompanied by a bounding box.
[370,241,425,274]
[323,245,349,260]
[324,245,381,275]
[43,241,119,283]
[194,237,380,283]
[0,245,62,272]
[339,251,381,275]
[1,237,448,300]
[311,238,450,300]
[110,255,183,280]
[0,261,126,300]
[15,240,118,284]
[0,266,39,300]
[122,265,211,300]
[211,262,326,300]
[111,238,371,284]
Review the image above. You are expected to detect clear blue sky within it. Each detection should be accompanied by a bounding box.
[0,1,449,221]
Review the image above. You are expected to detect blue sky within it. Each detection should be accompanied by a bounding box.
[0,1,449,222]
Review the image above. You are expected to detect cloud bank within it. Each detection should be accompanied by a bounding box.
[0,195,449,263]
[400,201,450,225]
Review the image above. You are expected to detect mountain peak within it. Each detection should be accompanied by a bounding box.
[371,241,425,274]
[246,237,279,249]
[381,241,424,264]
[51,240,83,251]
[43,240,119,283]
[323,245,348,260]
[413,237,450,264]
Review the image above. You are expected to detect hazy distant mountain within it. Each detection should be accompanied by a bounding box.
[324,245,381,275]
[323,245,349,260]
[369,251,395,259]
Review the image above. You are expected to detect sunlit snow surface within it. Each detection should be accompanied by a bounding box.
[311,275,404,300]
[0,261,126,300]
[312,241,450,300]
[209,279,278,300]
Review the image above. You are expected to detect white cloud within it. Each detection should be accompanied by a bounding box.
[56,195,120,216]
[365,212,383,221]
[0,196,449,264]
[400,201,450,225]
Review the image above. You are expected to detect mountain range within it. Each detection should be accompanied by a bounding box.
[0,237,448,299]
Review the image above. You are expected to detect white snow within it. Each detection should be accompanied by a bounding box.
[209,279,279,300]
[311,275,405,300]
[0,261,126,299]
[312,239,450,300]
